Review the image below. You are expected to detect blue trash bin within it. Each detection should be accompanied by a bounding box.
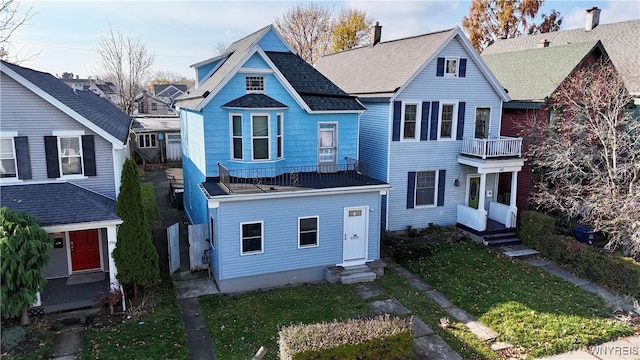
[572,226,595,245]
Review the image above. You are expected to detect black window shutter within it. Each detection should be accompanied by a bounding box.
[420,102,430,141]
[437,169,446,206]
[407,172,416,209]
[44,136,60,178]
[459,58,467,77]
[436,57,445,77]
[82,135,97,176]
[392,101,401,141]
[14,136,32,180]
[457,102,466,140]
[430,101,439,140]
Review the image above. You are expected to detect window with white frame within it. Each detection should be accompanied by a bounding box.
[231,115,243,159]
[474,107,490,139]
[246,76,264,92]
[445,57,459,77]
[298,216,318,247]
[402,103,419,140]
[0,138,17,179]
[138,133,157,148]
[415,171,437,206]
[252,115,269,160]
[439,103,456,140]
[241,222,263,255]
[276,114,283,158]
[58,136,83,175]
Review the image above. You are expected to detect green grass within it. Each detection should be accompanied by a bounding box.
[81,278,188,360]
[400,241,634,358]
[199,283,371,360]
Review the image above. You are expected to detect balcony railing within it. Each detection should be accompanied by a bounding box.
[461,137,522,159]
[218,157,370,194]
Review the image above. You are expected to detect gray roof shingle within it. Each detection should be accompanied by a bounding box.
[222,94,288,108]
[1,60,132,143]
[482,41,603,101]
[482,20,640,95]
[0,182,120,227]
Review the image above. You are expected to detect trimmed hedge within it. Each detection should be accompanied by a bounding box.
[519,211,640,299]
[279,315,412,360]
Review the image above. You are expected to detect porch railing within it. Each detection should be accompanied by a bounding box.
[218,157,369,193]
[461,136,522,159]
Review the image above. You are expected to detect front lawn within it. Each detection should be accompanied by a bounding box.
[199,283,371,360]
[400,240,633,358]
[81,278,188,359]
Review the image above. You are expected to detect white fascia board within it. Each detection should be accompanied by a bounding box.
[1,65,127,149]
[191,52,230,68]
[207,183,392,205]
[307,109,365,115]
[222,106,289,111]
[43,219,123,233]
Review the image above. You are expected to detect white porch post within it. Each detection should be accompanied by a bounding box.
[106,225,119,290]
[509,171,519,227]
[478,173,487,212]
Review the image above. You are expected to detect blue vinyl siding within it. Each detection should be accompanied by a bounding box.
[196,58,223,84]
[369,35,504,230]
[358,102,389,182]
[257,31,291,52]
[214,191,381,281]
[243,53,271,69]
[182,155,208,225]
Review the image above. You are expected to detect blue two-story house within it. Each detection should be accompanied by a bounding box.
[175,25,390,293]
[316,25,525,235]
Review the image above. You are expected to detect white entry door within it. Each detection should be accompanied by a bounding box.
[166,133,182,161]
[318,123,337,173]
[343,206,368,264]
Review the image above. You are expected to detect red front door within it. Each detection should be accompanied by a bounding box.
[70,229,101,271]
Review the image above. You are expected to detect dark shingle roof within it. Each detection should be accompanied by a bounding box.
[265,51,364,111]
[154,84,188,98]
[482,20,640,95]
[1,60,131,143]
[222,94,288,108]
[0,183,120,227]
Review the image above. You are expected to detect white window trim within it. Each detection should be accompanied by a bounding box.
[57,135,85,178]
[474,106,492,139]
[52,130,85,137]
[240,221,264,255]
[437,101,458,141]
[230,113,243,160]
[414,170,438,208]
[298,216,319,249]
[245,75,265,93]
[0,136,18,181]
[209,216,215,250]
[138,133,157,148]
[444,57,459,78]
[400,101,421,142]
[276,113,284,159]
[251,113,271,161]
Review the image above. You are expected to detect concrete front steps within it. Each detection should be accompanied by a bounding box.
[326,260,385,285]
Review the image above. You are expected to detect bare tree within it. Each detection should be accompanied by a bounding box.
[95,25,155,115]
[527,59,640,255]
[214,40,228,55]
[275,2,332,64]
[0,0,35,61]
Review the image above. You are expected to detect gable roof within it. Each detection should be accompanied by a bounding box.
[482,41,605,101]
[314,27,508,102]
[154,84,187,98]
[482,19,640,96]
[222,94,288,109]
[1,60,131,144]
[0,182,120,227]
[175,25,363,112]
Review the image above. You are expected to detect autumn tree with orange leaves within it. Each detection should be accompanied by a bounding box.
[463,0,562,52]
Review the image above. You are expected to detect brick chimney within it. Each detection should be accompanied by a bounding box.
[585,7,601,31]
[370,22,382,47]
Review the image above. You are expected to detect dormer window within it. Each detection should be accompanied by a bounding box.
[246,76,264,92]
[445,57,458,77]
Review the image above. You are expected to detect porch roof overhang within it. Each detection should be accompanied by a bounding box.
[457,155,526,174]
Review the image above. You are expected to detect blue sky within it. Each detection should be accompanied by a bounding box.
[8,0,640,80]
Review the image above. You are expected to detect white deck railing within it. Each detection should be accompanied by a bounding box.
[461,137,522,159]
[456,205,487,232]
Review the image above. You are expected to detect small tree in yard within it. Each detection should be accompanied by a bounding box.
[112,158,159,299]
[0,207,53,325]
[528,59,640,256]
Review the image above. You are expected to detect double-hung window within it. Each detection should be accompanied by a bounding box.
[252,115,269,160]
[241,222,263,255]
[298,216,318,248]
[439,103,457,140]
[445,57,459,77]
[59,136,83,176]
[402,103,419,140]
[0,137,17,179]
[415,171,437,207]
[138,133,157,148]
[231,115,243,160]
